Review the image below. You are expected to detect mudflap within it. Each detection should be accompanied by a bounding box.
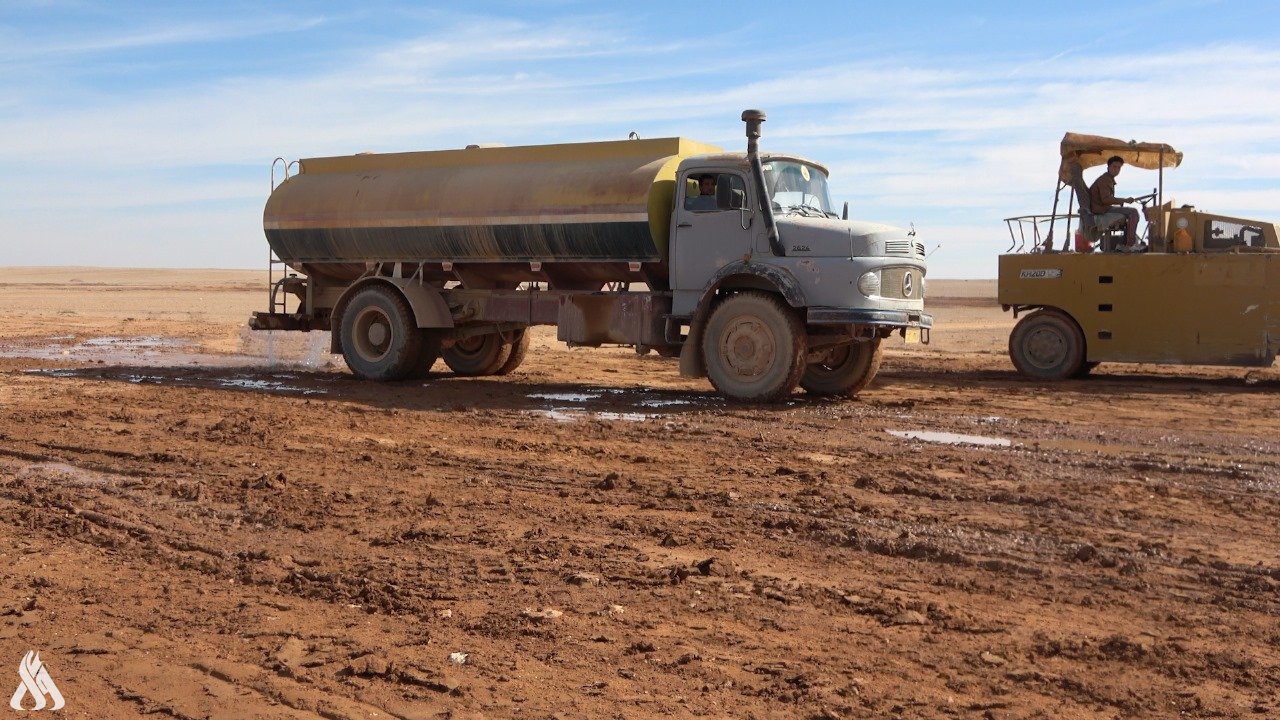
[678,316,707,379]
[249,312,316,332]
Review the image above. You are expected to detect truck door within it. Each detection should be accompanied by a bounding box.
[671,170,754,315]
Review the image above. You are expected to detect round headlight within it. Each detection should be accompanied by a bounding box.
[857,270,881,297]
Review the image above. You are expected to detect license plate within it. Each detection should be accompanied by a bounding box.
[904,327,921,344]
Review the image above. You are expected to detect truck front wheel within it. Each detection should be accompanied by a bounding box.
[442,333,512,376]
[1009,309,1086,380]
[701,291,806,402]
[800,338,882,397]
[340,285,425,381]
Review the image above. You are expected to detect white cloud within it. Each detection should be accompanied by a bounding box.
[0,14,327,62]
[2,16,1278,278]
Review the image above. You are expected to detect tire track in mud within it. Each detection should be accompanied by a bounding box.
[2,353,1280,717]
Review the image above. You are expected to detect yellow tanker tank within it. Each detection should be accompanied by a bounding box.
[264,137,722,284]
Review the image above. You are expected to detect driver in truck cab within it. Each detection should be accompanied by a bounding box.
[686,174,718,212]
[1089,155,1141,251]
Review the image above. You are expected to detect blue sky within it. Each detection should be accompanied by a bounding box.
[2,1,1277,277]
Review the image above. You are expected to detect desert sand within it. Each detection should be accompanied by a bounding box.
[0,267,1277,718]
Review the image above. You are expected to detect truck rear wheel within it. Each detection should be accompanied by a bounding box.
[800,338,882,397]
[1009,309,1086,380]
[404,330,443,380]
[701,291,805,402]
[493,329,530,376]
[340,285,425,381]
[442,333,512,376]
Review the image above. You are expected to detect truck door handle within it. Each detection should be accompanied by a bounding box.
[677,222,692,228]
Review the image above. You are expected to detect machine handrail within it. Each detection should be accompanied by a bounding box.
[1003,213,1080,253]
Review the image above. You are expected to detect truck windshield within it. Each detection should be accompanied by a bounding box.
[762,160,833,217]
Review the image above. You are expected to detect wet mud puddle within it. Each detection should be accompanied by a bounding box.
[525,389,702,422]
[886,429,1012,447]
[887,426,1271,488]
[1,332,333,370]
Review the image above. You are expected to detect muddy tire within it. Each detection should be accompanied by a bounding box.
[800,338,882,397]
[403,330,443,380]
[701,291,805,402]
[339,285,425,381]
[493,329,530,376]
[1072,360,1099,378]
[1009,309,1086,380]
[442,333,512,376]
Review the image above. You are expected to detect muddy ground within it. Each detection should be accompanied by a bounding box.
[0,267,1277,719]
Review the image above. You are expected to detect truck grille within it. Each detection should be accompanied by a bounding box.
[880,267,923,300]
[885,240,927,257]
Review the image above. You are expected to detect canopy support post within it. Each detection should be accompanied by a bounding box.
[1158,148,1165,247]
[1064,184,1075,252]
[1046,181,1062,252]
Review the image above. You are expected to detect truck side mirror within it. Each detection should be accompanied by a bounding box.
[716,179,732,210]
[842,201,849,220]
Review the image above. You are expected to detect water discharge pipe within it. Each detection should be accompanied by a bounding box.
[742,109,784,257]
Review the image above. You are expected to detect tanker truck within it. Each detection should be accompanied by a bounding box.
[249,110,932,402]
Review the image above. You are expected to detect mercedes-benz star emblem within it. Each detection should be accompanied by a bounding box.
[903,271,914,297]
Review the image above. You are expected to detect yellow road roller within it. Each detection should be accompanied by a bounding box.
[999,133,1280,379]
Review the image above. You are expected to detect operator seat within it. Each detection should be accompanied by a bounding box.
[1069,164,1127,252]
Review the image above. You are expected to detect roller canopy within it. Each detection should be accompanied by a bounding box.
[1058,132,1182,183]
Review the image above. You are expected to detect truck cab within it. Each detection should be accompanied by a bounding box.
[663,131,931,400]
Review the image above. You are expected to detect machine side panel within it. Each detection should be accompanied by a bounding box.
[999,254,1274,366]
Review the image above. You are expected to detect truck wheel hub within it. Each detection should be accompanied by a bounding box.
[722,319,775,377]
[352,307,392,361]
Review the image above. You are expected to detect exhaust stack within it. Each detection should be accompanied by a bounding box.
[742,109,783,256]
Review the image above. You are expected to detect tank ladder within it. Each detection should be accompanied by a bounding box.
[267,158,301,314]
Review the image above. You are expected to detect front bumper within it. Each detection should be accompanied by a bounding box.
[807,307,933,329]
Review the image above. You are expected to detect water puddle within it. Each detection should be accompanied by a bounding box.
[886,428,1265,481]
[524,387,697,422]
[1,331,335,370]
[532,409,578,423]
[595,411,648,422]
[122,374,171,384]
[214,377,326,395]
[528,392,603,403]
[24,368,329,397]
[887,429,1012,447]
[531,409,651,423]
[637,398,695,408]
[80,335,175,349]
[0,334,191,363]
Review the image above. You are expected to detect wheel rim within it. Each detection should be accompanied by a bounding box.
[1024,324,1068,370]
[719,316,777,379]
[351,306,393,363]
[450,335,491,361]
[807,345,852,378]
